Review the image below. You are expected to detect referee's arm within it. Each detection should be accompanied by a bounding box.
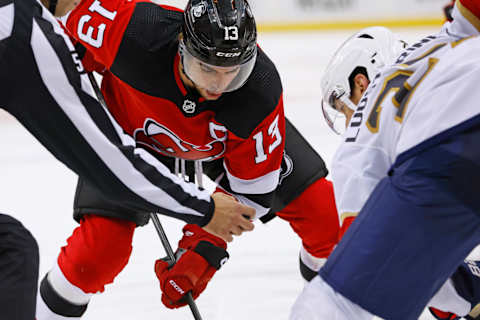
[0,1,214,226]
[9,76,216,225]
[1,0,257,241]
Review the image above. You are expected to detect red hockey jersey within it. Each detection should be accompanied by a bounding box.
[64,0,286,218]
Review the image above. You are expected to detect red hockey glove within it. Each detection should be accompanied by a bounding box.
[154,224,229,309]
[429,307,460,320]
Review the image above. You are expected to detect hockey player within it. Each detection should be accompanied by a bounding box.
[0,0,254,318]
[290,0,480,319]
[320,23,480,320]
[35,0,339,318]
[320,26,407,239]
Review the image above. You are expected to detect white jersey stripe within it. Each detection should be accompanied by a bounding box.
[30,19,210,217]
[47,263,93,305]
[235,194,269,220]
[0,4,14,41]
[224,162,280,194]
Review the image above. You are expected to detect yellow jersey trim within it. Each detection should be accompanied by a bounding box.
[340,212,358,224]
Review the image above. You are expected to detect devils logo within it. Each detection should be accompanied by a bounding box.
[134,118,227,161]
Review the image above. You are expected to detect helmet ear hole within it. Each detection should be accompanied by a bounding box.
[348,66,369,93]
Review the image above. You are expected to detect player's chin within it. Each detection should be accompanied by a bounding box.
[201,88,224,100]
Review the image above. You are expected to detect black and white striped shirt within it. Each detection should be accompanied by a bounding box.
[0,0,214,225]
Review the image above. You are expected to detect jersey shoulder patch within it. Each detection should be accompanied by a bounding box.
[214,47,283,139]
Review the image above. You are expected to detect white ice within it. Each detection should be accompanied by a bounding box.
[1,27,466,320]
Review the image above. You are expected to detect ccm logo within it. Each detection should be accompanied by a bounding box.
[169,280,185,294]
[216,52,241,58]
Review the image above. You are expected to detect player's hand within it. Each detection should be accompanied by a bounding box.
[204,192,255,242]
[154,224,229,309]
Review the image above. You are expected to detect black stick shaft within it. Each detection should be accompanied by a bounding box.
[150,213,176,260]
[150,213,203,320]
[86,72,203,320]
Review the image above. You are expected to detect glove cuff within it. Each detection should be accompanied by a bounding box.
[194,241,229,270]
[182,224,227,249]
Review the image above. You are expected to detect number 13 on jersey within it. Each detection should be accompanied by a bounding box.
[77,0,117,48]
[253,115,282,164]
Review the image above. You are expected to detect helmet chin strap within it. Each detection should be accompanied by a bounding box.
[48,0,58,15]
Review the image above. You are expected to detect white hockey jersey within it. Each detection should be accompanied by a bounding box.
[332,0,480,227]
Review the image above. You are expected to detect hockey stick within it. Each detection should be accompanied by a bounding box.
[149,213,203,320]
[86,72,203,320]
[149,160,204,319]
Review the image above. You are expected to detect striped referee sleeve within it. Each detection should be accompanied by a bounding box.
[0,0,214,225]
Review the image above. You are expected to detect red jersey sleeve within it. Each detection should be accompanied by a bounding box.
[64,0,137,68]
[456,0,480,32]
[223,97,286,196]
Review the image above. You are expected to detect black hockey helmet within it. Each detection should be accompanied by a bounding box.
[182,0,257,67]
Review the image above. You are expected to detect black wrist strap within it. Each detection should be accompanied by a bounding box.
[194,241,229,270]
[49,0,58,15]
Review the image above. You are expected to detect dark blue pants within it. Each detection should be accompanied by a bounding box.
[321,124,480,320]
[0,214,39,320]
